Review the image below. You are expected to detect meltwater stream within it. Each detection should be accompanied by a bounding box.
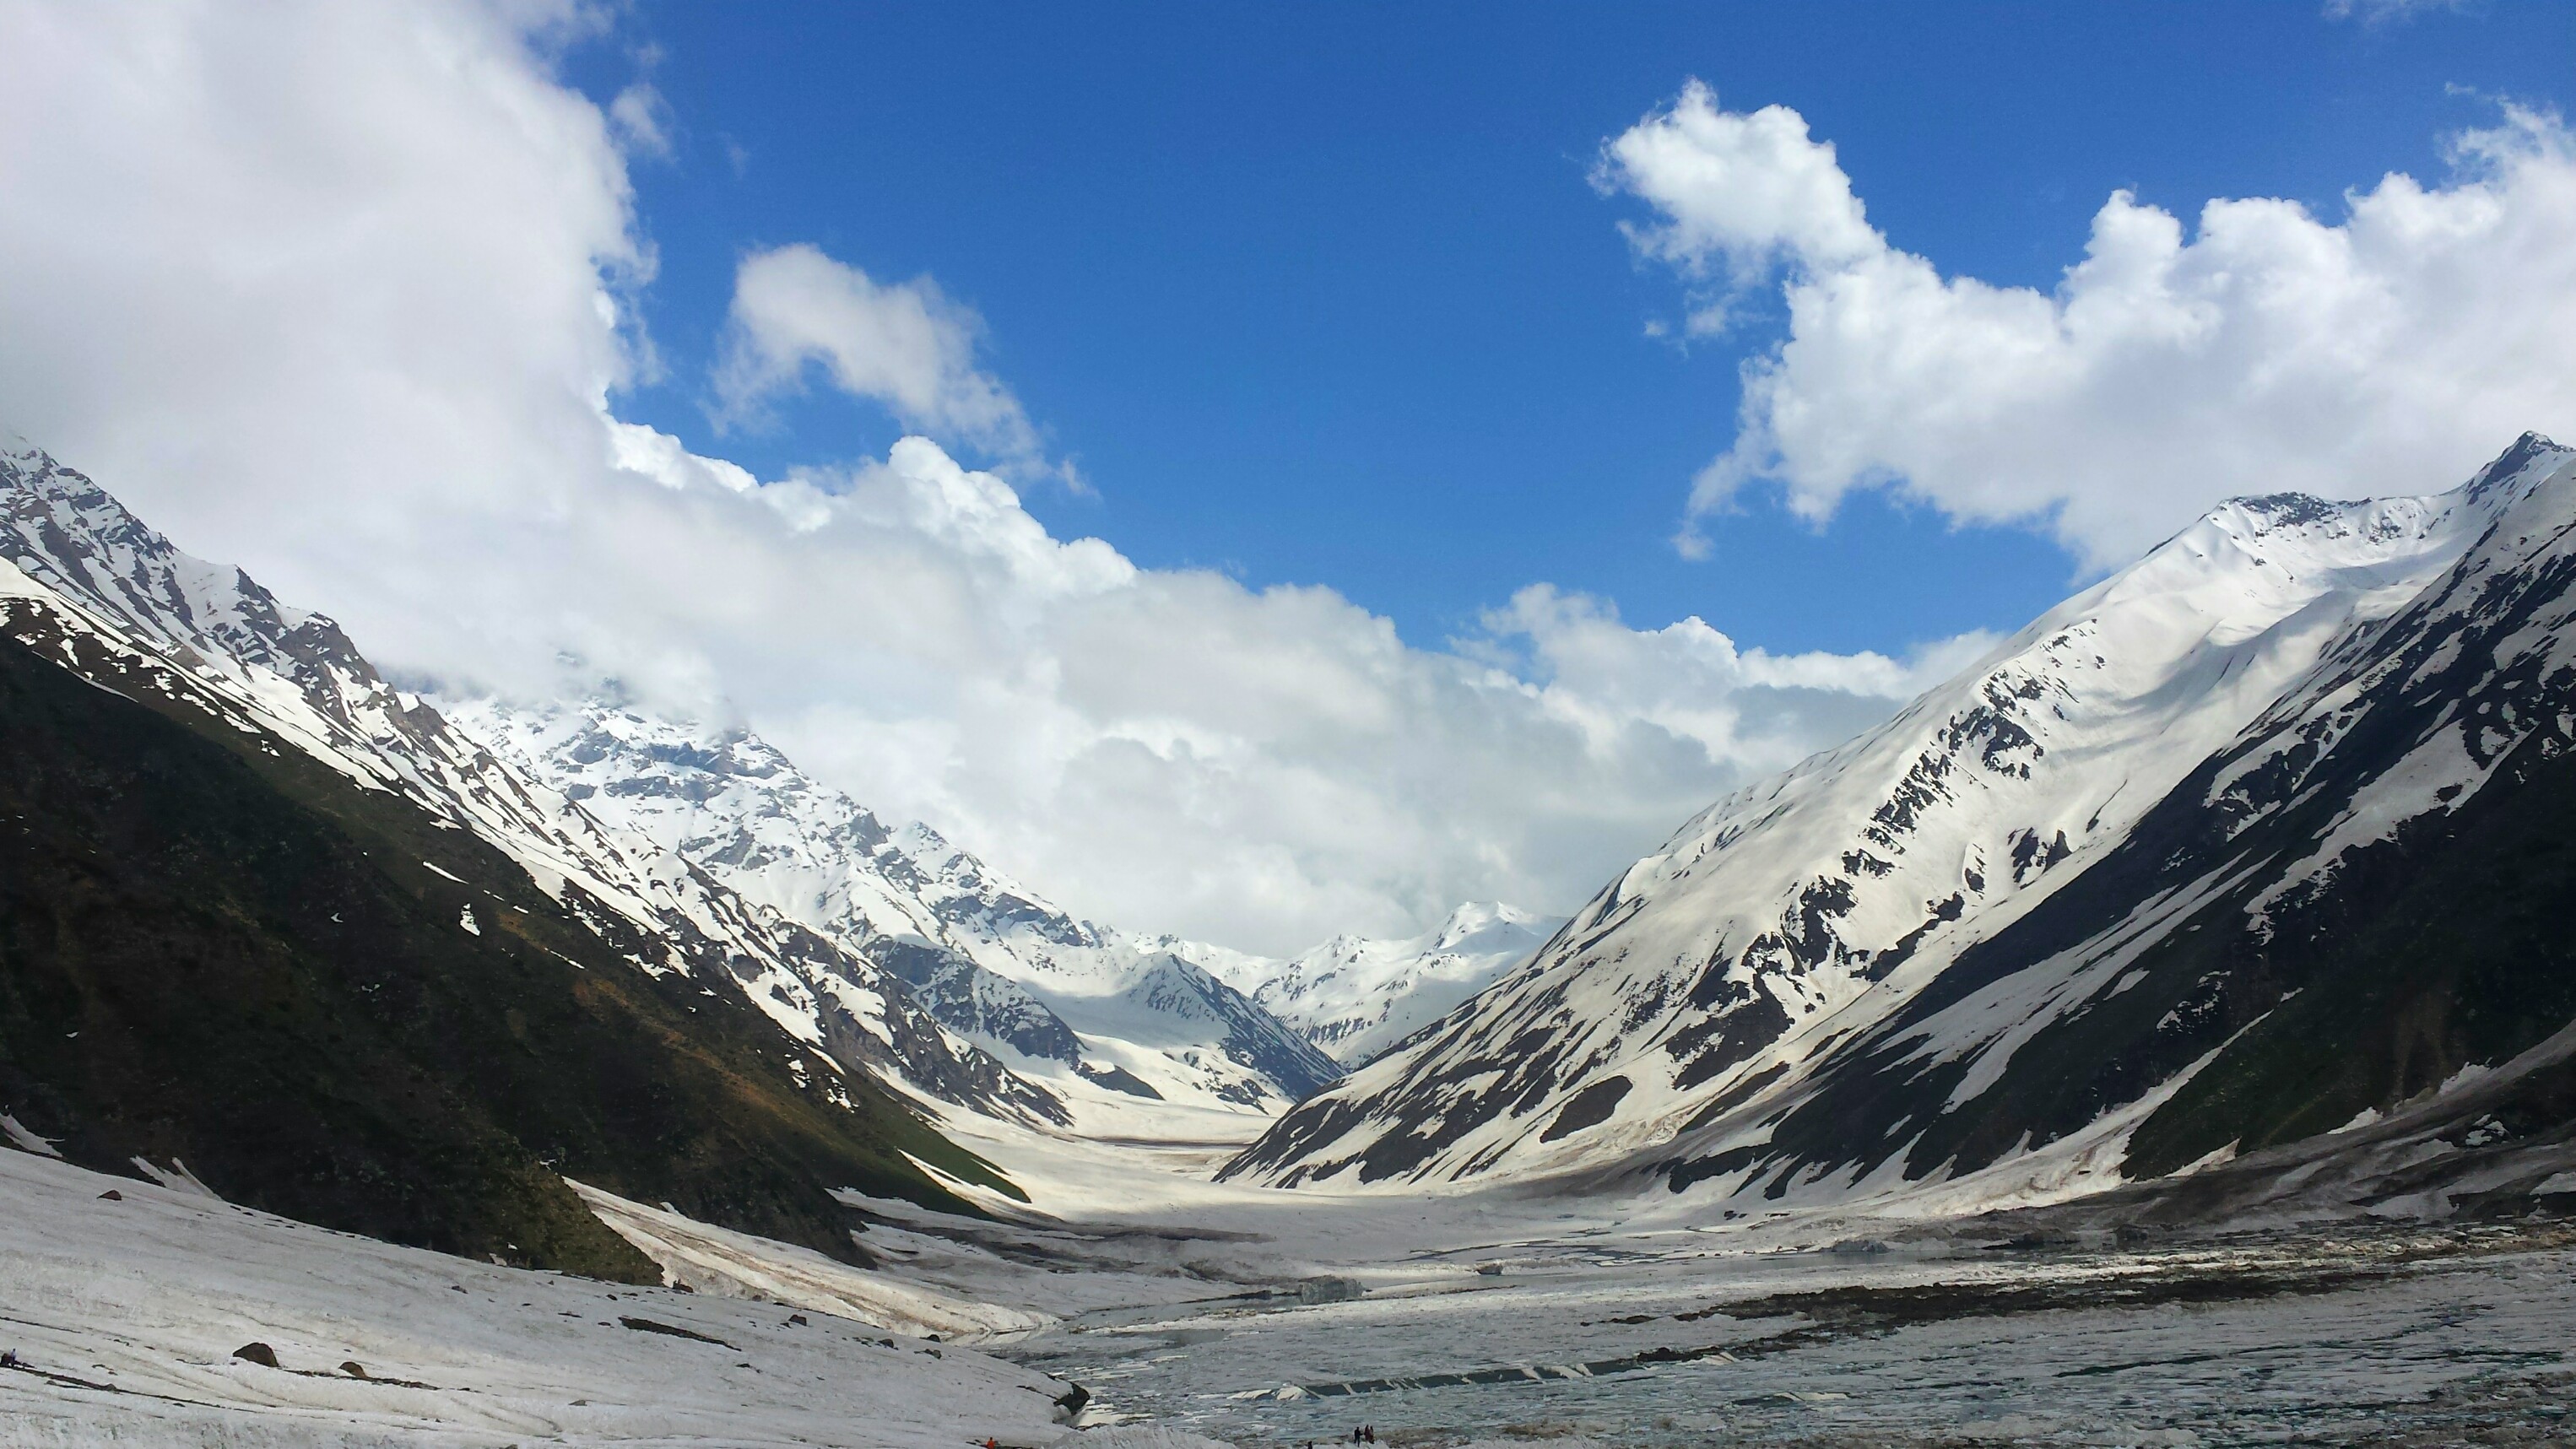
[1000,1227,2576,1446]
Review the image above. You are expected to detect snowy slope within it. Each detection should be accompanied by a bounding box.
[1222,904,1561,1065]
[0,1147,1084,1448]
[1227,434,2576,1201]
[1675,429,2576,1213]
[0,435,1058,1130]
[438,699,1343,1123]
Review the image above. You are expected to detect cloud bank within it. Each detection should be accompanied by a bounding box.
[1602,81,2576,565]
[0,3,1961,953]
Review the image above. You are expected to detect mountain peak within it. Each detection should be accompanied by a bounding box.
[1237,900,1563,1066]
[1431,900,1544,945]
[2466,430,2572,501]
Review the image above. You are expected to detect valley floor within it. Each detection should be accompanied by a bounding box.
[1006,1215,2576,1446]
[5,1126,2574,1447]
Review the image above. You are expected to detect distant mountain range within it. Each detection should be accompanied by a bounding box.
[18,424,2563,1249]
[1227,434,2576,1225]
[436,698,1345,1121]
[1215,902,1560,1065]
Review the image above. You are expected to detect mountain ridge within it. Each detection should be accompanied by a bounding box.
[0,438,1070,1273]
[436,695,1347,1123]
[1220,902,1561,1065]
[0,438,1074,1133]
[1225,434,2576,1219]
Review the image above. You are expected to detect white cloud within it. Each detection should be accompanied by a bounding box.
[1471,585,1989,768]
[714,243,1051,474]
[1594,80,1875,312]
[598,434,1962,952]
[0,3,1963,954]
[2323,0,2470,25]
[1601,83,2576,567]
[609,82,675,160]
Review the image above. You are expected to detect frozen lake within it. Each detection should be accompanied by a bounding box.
[1002,1223,2576,1446]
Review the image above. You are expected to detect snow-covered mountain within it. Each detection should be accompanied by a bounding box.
[1217,903,1561,1065]
[1227,435,2576,1215]
[0,435,1064,1131]
[436,699,1345,1121]
[0,433,1084,1266]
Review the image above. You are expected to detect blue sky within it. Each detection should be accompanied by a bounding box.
[589,1,2575,658]
[8,2,2573,949]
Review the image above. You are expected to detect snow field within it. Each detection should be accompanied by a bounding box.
[0,1149,1090,1449]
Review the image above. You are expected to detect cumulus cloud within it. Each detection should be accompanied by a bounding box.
[714,243,1052,474]
[1601,83,2576,566]
[597,431,1962,951]
[0,4,1963,953]
[1595,82,1874,316]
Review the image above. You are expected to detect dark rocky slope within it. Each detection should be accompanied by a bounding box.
[0,612,1010,1279]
